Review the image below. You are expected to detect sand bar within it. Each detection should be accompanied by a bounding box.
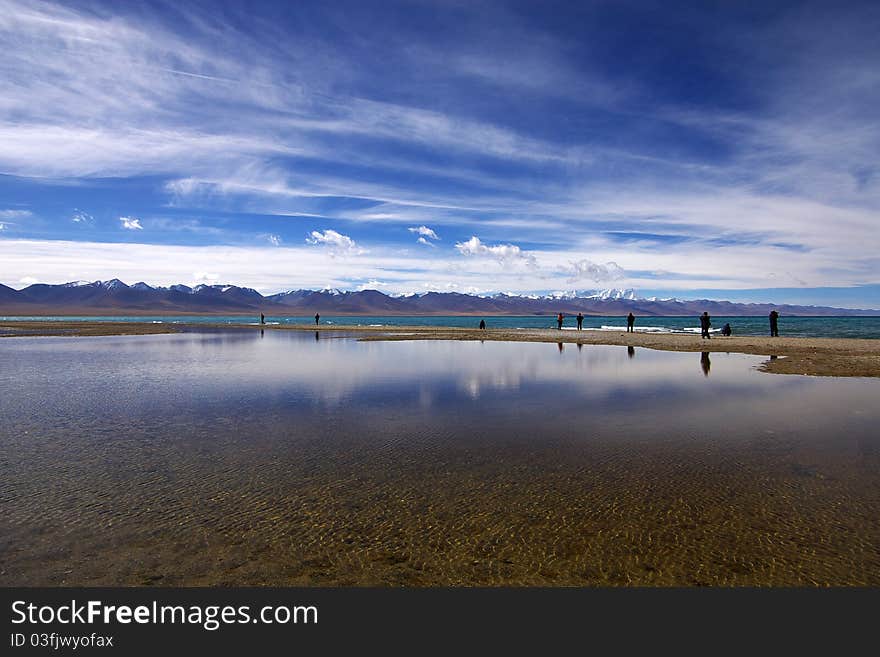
[2,320,879,377]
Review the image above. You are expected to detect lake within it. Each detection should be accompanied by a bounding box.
[1,330,878,585]
[3,314,880,338]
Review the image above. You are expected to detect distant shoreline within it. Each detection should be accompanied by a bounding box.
[3,320,880,378]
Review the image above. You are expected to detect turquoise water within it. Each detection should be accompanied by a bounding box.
[2,314,880,338]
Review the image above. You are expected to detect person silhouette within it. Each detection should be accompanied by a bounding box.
[479,319,486,330]
[315,312,320,326]
[627,312,635,333]
[260,312,265,325]
[576,312,584,330]
[557,313,564,330]
[700,312,712,339]
[769,310,779,337]
[721,322,732,336]
[700,351,711,376]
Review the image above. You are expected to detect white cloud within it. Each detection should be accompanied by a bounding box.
[1,237,877,302]
[19,276,39,285]
[0,1,877,300]
[71,209,93,224]
[455,236,537,269]
[193,271,220,285]
[408,225,440,240]
[119,216,143,230]
[0,223,6,231]
[0,209,32,220]
[266,234,281,246]
[564,259,626,284]
[305,229,363,255]
[0,0,578,185]
[356,280,387,290]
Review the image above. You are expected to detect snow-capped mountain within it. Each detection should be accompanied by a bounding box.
[585,288,637,300]
[1,279,876,316]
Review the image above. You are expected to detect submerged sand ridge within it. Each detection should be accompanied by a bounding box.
[3,320,880,377]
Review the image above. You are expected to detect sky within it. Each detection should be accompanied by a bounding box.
[0,0,878,307]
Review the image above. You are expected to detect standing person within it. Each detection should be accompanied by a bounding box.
[479,319,486,330]
[315,312,320,326]
[627,312,635,333]
[576,312,584,330]
[700,311,712,339]
[260,312,265,325]
[769,310,779,337]
[557,313,564,330]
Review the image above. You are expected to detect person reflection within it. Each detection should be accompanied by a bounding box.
[700,351,711,377]
[315,331,320,341]
[260,328,264,338]
[577,342,583,351]
[557,342,564,353]
[627,345,635,359]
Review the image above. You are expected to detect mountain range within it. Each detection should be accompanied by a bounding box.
[0,280,876,316]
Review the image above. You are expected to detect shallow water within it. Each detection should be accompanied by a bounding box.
[1,331,878,586]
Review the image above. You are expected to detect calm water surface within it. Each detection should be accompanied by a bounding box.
[1,331,878,585]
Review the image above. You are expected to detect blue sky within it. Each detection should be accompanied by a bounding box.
[0,0,878,307]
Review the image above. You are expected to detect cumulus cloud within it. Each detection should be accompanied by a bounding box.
[0,223,6,231]
[417,236,434,246]
[408,225,440,241]
[564,259,626,284]
[120,216,143,230]
[306,229,363,255]
[266,234,281,246]
[455,236,537,268]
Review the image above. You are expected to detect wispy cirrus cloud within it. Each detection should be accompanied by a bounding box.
[0,209,32,220]
[0,0,878,304]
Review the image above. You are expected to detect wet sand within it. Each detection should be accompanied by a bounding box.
[3,320,880,377]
